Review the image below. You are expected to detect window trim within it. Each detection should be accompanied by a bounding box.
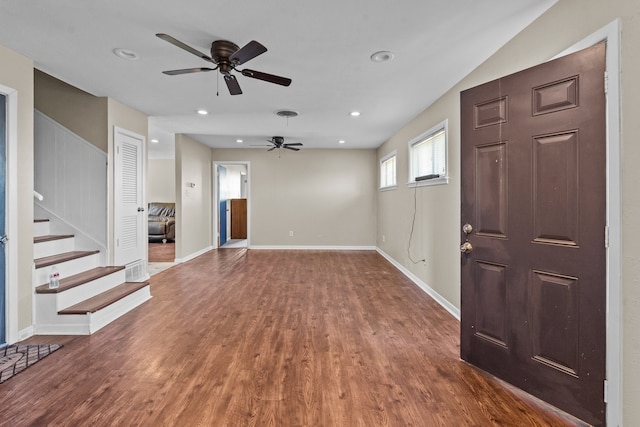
[379,149,397,191]
[407,119,449,188]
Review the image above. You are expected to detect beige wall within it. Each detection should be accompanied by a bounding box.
[376,0,640,423]
[212,149,377,247]
[0,45,34,335]
[148,159,176,203]
[175,135,212,260]
[34,70,108,152]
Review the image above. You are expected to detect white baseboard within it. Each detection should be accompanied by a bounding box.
[249,245,377,251]
[376,247,460,320]
[35,323,91,335]
[174,246,214,263]
[17,325,35,343]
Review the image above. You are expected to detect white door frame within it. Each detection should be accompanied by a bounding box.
[212,161,250,249]
[113,126,146,267]
[553,20,621,426]
[0,84,18,344]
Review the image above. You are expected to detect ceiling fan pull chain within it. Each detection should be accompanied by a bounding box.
[216,72,219,96]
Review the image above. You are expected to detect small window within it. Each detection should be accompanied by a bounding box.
[380,150,397,190]
[408,119,449,187]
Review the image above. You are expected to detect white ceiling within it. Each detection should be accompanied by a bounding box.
[0,0,556,158]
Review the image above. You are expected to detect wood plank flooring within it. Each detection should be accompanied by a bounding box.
[2,250,586,426]
[148,241,175,262]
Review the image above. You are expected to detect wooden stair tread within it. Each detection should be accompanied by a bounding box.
[59,282,149,315]
[36,266,125,294]
[34,234,74,243]
[35,250,100,269]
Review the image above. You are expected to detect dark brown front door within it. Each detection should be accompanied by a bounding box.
[460,42,606,425]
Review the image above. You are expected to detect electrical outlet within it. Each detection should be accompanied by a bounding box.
[382,235,386,242]
[289,231,294,237]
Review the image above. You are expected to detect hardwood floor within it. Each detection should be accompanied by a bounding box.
[3,250,585,426]
[148,241,175,262]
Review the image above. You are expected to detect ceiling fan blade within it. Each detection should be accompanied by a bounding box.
[224,74,243,95]
[284,146,301,151]
[230,40,267,66]
[156,33,213,62]
[241,69,292,86]
[268,146,277,152]
[162,67,217,76]
[284,143,303,147]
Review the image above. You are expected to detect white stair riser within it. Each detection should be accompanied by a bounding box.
[34,253,100,287]
[87,288,151,334]
[34,237,76,259]
[56,270,126,310]
[34,286,151,335]
[33,221,50,236]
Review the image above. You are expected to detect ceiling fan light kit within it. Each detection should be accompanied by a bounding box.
[156,33,292,96]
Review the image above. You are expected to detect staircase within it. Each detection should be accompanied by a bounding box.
[33,219,151,335]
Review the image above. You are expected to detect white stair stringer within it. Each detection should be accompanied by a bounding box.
[34,286,151,335]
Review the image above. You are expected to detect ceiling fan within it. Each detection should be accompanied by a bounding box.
[156,33,292,95]
[260,136,303,151]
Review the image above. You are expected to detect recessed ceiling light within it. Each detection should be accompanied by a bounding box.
[350,111,361,117]
[338,140,346,144]
[370,51,394,63]
[113,48,139,61]
[236,139,243,143]
[197,109,208,115]
[150,139,159,144]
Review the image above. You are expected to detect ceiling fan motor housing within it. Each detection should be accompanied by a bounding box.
[211,40,240,74]
[273,136,285,144]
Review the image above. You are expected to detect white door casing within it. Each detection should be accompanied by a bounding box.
[0,85,17,344]
[114,127,144,266]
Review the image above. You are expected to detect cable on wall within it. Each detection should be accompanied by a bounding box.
[407,183,426,265]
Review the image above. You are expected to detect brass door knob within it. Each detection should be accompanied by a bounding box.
[460,241,473,254]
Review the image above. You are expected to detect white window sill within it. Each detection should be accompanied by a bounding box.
[407,176,449,188]
[379,185,398,192]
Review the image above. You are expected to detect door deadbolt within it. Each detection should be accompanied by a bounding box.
[462,223,473,235]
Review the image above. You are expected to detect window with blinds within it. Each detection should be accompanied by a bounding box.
[408,119,449,187]
[380,151,397,190]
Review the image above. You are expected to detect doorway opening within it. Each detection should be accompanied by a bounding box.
[214,162,249,249]
[146,155,176,276]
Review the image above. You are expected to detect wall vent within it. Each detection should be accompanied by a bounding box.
[125,259,146,282]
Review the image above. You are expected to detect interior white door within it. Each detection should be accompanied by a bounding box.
[114,127,144,266]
